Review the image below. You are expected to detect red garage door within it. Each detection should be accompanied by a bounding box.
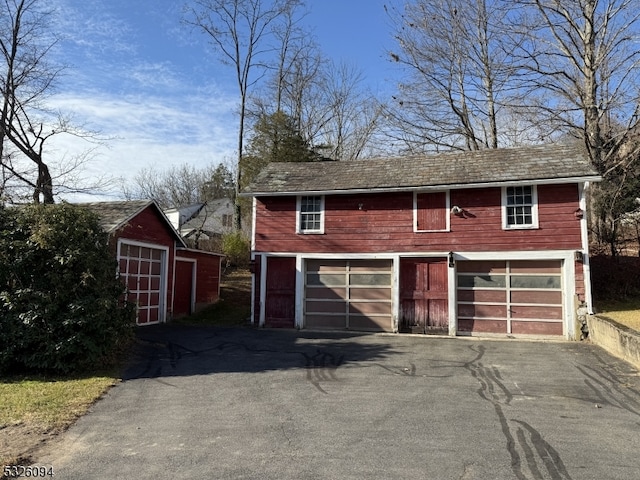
[265,256,296,328]
[399,258,448,334]
[174,259,195,317]
[118,242,167,325]
[457,260,564,336]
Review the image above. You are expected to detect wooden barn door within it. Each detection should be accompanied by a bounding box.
[265,257,296,328]
[173,259,194,317]
[400,258,449,334]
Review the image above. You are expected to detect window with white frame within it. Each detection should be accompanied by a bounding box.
[297,195,324,233]
[503,185,538,229]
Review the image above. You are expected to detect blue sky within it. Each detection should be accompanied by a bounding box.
[44,0,397,201]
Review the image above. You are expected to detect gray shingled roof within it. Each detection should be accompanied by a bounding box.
[78,200,153,233]
[242,143,600,196]
[77,200,185,247]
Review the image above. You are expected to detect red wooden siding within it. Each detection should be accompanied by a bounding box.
[399,258,448,333]
[254,184,582,254]
[416,192,447,231]
[265,257,296,328]
[175,250,222,312]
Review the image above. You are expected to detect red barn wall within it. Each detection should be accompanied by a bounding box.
[176,250,222,310]
[254,184,583,254]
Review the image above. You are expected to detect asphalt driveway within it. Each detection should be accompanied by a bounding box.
[34,326,640,480]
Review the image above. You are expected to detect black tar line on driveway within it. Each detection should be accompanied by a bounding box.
[34,325,640,480]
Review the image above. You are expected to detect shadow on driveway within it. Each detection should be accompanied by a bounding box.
[123,324,400,380]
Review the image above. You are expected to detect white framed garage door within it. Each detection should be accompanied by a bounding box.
[118,241,168,325]
[304,259,393,332]
[457,260,564,336]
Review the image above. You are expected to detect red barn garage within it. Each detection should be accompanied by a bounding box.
[242,144,602,340]
[81,200,222,325]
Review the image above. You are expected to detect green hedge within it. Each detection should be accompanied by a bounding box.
[0,203,135,374]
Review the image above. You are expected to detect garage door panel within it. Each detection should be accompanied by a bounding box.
[306,287,346,300]
[511,321,563,335]
[308,273,344,286]
[458,274,506,289]
[458,290,507,303]
[306,314,347,329]
[350,288,390,300]
[458,303,507,318]
[510,275,561,289]
[349,260,392,271]
[307,260,346,272]
[510,260,561,273]
[148,308,159,323]
[349,302,392,315]
[511,305,563,320]
[510,290,562,304]
[349,315,392,331]
[427,299,449,328]
[456,261,506,274]
[307,300,346,313]
[458,319,508,333]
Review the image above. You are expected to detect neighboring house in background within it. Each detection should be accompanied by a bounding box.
[165,198,234,249]
[242,143,602,340]
[80,200,223,324]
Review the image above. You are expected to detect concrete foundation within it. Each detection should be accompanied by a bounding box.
[586,314,640,370]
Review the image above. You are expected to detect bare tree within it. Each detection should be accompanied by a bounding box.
[384,0,527,152]
[513,0,640,169]
[184,0,303,229]
[122,162,235,209]
[0,0,103,204]
[311,61,383,160]
[511,0,640,253]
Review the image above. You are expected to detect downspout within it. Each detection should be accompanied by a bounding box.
[170,240,177,323]
[580,182,595,315]
[250,196,257,325]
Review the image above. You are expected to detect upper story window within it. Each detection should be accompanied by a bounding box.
[414,191,449,232]
[502,185,538,229]
[297,195,324,234]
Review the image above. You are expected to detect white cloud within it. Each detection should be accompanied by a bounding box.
[46,89,239,201]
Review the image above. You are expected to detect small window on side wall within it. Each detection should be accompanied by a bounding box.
[297,195,324,234]
[502,185,538,229]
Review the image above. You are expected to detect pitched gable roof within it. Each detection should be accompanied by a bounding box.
[78,199,186,246]
[242,143,601,196]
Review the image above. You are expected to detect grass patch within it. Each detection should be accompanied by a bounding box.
[595,297,640,332]
[175,268,252,326]
[0,374,117,430]
[0,372,118,465]
[175,300,251,326]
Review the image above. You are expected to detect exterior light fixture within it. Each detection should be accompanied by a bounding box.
[448,251,455,268]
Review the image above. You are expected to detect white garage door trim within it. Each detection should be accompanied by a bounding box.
[117,239,169,325]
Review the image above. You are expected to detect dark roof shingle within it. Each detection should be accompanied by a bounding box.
[242,143,600,196]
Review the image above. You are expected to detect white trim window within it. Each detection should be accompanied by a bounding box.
[297,195,325,234]
[502,185,538,229]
